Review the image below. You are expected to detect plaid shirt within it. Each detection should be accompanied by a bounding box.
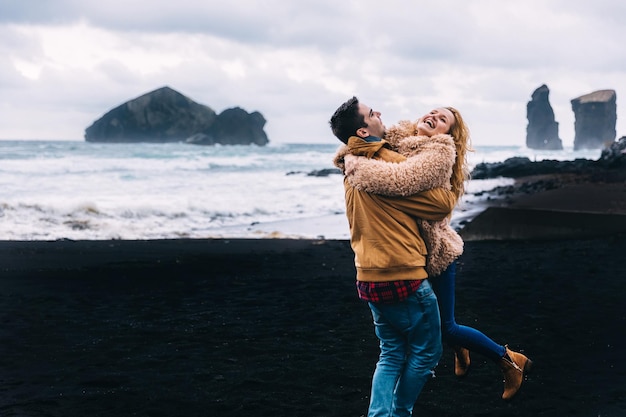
[356,279,423,304]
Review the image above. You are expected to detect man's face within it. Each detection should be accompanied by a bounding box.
[416,107,455,137]
[356,103,386,139]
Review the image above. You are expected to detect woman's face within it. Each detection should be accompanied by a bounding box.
[416,108,455,137]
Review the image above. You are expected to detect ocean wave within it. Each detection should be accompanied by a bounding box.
[0,140,602,240]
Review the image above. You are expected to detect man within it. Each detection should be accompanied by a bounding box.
[330,96,456,417]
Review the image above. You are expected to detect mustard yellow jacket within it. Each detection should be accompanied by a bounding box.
[342,133,464,277]
[333,137,456,282]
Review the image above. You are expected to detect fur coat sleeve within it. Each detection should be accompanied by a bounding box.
[383,120,419,149]
[344,134,455,196]
[332,144,349,172]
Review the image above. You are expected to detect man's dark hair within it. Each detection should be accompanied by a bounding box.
[329,96,367,144]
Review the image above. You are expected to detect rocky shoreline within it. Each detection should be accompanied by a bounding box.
[469,136,626,201]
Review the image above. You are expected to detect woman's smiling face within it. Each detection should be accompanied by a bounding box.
[416,107,455,137]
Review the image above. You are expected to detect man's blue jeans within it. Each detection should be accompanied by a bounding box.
[367,279,442,417]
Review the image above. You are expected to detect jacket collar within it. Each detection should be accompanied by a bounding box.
[346,136,391,159]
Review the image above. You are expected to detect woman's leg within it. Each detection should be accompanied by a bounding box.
[432,263,532,400]
[431,263,505,362]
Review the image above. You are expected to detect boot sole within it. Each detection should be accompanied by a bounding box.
[523,358,533,374]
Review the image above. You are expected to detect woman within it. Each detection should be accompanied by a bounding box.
[342,107,532,401]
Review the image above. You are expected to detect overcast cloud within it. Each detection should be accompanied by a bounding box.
[1,0,624,146]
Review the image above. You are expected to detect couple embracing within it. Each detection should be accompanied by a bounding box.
[329,97,532,417]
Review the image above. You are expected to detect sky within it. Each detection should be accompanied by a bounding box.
[0,0,625,147]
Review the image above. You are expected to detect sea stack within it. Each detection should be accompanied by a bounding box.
[526,84,563,150]
[571,89,616,150]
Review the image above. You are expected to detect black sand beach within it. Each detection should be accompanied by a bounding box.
[2,179,626,416]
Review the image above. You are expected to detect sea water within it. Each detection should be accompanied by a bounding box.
[0,141,601,240]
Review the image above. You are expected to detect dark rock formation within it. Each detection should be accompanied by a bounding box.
[598,136,626,168]
[571,89,616,150]
[85,86,269,146]
[306,168,342,177]
[470,156,596,179]
[85,87,216,143]
[186,107,268,146]
[471,137,626,181]
[526,84,563,150]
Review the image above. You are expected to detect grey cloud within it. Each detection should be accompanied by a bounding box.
[0,0,625,144]
[0,0,83,24]
[0,0,356,49]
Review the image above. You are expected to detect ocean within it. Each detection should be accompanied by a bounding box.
[0,140,602,241]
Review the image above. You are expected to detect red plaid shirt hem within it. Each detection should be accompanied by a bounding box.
[356,279,423,303]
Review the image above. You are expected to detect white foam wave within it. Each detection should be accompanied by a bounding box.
[0,141,603,240]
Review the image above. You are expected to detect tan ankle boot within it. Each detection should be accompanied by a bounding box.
[499,345,532,400]
[453,346,471,377]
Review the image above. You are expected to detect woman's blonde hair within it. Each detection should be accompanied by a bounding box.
[445,107,473,200]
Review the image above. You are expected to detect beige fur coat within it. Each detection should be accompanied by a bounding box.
[341,130,464,277]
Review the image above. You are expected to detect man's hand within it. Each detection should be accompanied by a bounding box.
[343,154,360,176]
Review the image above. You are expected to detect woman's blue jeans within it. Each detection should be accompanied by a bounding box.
[430,262,506,362]
[367,279,442,417]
